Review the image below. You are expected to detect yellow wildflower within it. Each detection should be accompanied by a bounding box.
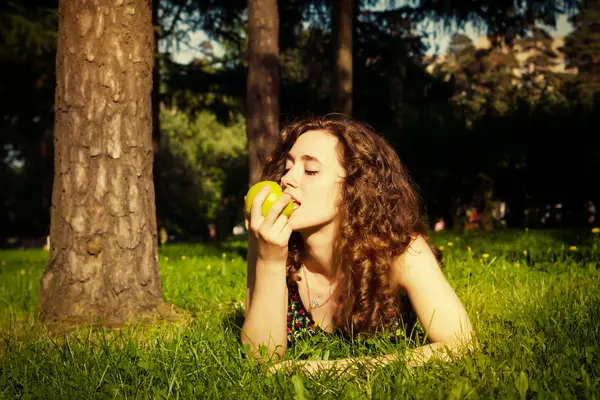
[438,246,444,251]
[514,262,520,268]
[222,253,227,258]
[447,242,454,247]
[207,264,212,270]
[569,246,577,252]
[181,255,187,260]
[468,246,472,253]
[19,269,25,275]
[164,257,169,261]
[482,253,490,259]
[523,250,527,256]
[592,227,600,234]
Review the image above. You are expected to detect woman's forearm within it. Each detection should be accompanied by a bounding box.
[241,259,288,359]
[271,339,476,375]
[245,235,257,311]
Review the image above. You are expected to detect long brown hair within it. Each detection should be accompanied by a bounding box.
[261,115,441,337]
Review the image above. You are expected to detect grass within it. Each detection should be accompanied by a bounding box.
[1,229,599,399]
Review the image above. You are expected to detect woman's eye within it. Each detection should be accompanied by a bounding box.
[284,167,318,176]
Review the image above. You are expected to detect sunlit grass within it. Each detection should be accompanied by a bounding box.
[0,229,599,398]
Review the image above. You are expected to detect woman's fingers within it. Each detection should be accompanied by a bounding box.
[271,212,291,235]
[263,194,292,227]
[249,186,271,229]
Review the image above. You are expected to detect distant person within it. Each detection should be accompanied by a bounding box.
[434,218,446,231]
[586,200,597,225]
[492,200,508,229]
[465,207,480,230]
[242,116,474,373]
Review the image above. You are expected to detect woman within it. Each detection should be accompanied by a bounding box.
[241,115,474,373]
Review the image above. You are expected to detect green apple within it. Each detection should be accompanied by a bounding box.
[244,181,294,217]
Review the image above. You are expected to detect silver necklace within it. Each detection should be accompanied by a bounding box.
[302,266,337,309]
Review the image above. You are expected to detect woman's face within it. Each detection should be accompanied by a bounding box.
[281,129,346,232]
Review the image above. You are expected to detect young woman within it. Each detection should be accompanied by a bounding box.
[241,115,474,373]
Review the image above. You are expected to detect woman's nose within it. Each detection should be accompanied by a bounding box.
[281,171,297,188]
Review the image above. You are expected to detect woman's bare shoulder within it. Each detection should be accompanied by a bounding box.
[389,234,440,290]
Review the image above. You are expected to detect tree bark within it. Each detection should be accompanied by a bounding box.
[37,0,165,324]
[246,0,280,186]
[331,0,354,116]
[152,0,161,154]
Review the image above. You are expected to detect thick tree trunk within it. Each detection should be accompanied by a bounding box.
[246,0,280,186]
[331,0,354,116]
[38,0,165,324]
[152,0,161,154]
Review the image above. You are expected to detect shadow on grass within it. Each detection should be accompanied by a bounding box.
[222,306,245,340]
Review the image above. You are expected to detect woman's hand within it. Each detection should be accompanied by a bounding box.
[245,186,293,265]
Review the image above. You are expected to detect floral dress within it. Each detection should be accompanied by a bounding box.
[285,278,415,343]
[286,279,319,342]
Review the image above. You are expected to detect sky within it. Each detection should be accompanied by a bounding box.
[166,6,574,64]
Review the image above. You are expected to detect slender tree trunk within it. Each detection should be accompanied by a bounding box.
[246,0,280,186]
[38,0,165,324]
[331,0,354,116]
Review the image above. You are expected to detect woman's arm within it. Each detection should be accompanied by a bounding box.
[391,235,475,351]
[241,257,288,359]
[245,233,257,312]
[240,192,293,359]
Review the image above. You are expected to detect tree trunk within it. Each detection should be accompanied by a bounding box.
[331,0,354,116]
[38,0,165,324]
[152,0,161,154]
[246,0,280,186]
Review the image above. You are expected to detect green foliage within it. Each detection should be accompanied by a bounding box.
[1,229,600,397]
[156,108,247,239]
[0,2,57,60]
[562,0,600,106]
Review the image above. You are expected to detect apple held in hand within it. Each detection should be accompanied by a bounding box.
[245,181,294,217]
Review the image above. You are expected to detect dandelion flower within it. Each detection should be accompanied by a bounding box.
[514,262,520,268]
[181,255,187,260]
[222,253,227,258]
[523,250,527,256]
[207,264,212,270]
[164,257,169,261]
[19,269,25,275]
[569,246,577,252]
[447,242,454,247]
[592,227,600,234]
[482,253,490,259]
[439,246,444,251]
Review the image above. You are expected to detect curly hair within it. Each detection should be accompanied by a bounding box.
[261,115,442,338]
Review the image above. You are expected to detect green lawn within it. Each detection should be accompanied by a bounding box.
[1,229,599,399]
